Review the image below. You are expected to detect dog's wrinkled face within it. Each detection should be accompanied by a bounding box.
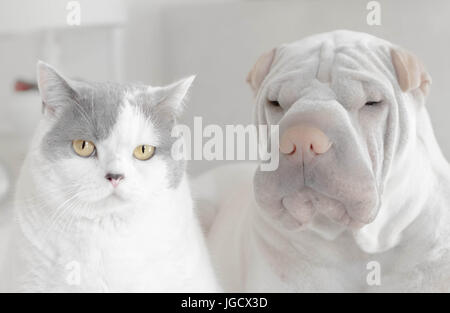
[249,31,430,235]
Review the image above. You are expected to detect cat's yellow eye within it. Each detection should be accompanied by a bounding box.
[133,145,155,161]
[72,140,96,157]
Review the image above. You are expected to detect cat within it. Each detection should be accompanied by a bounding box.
[9,61,219,292]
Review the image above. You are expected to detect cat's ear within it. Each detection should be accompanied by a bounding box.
[37,61,77,117]
[157,76,195,117]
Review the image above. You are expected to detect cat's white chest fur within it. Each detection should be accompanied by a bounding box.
[13,169,217,292]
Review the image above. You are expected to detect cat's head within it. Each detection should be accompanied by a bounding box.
[34,61,193,218]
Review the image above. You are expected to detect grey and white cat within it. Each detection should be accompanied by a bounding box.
[9,62,218,292]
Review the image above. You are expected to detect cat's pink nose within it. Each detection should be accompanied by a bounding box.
[105,173,124,187]
[280,125,331,159]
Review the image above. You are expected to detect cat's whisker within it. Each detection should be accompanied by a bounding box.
[61,198,90,234]
[59,201,80,235]
[73,104,94,129]
[41,192,86,240]
[17,186,83,212]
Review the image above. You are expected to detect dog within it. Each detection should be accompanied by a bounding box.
[197,30,450,292]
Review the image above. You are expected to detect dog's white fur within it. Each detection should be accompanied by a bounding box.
[199,31,450,292]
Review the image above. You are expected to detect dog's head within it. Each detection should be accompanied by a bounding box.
[248,30,431,236]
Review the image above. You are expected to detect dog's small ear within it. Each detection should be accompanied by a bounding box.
[246,48,276,94]
[391,48,431,97]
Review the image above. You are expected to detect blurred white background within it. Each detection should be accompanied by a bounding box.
[0,0,449,205]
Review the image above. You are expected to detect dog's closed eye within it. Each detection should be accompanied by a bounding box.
[365,100,383,106]
[268,100,281,107]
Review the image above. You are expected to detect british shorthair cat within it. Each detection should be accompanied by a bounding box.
[10,62,218,292]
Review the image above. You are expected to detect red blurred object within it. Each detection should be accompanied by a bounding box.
[14,80,38,92]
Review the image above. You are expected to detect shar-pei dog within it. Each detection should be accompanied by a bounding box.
[195,30,450,292]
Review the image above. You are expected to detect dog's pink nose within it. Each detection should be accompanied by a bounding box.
[280,125,331,157]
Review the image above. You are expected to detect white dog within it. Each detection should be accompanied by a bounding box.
[196,30,450,292]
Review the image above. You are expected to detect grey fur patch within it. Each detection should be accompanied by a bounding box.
[42,80,128,161]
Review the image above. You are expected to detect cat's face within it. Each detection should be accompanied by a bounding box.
[34,62,193,217]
